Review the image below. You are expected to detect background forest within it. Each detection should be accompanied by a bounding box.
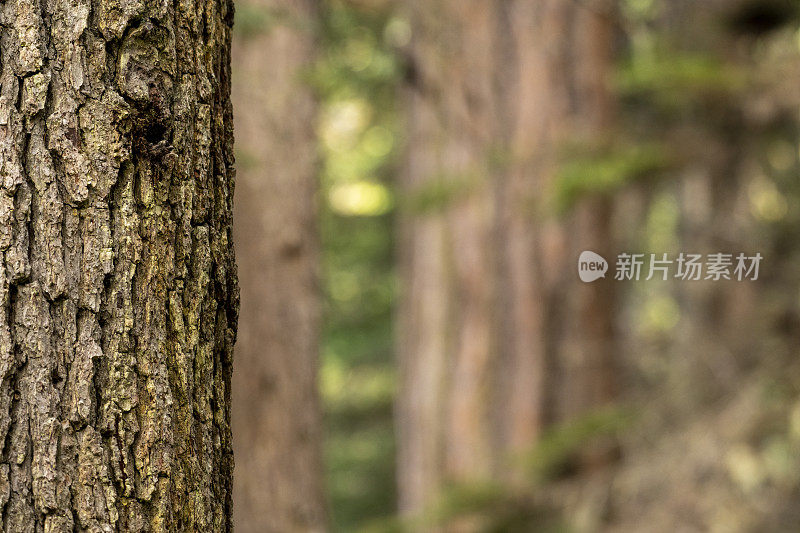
[231,0,800,531]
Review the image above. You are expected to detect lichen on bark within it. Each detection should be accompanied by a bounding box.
[0,0,238,528]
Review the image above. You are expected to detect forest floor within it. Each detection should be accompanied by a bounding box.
[562,363,800,532]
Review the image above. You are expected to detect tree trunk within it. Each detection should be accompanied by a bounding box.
[397,0,617,517]
[0,0,237,529]
[231,1,327,532]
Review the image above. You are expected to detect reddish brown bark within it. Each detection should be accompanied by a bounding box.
[231,1,327,531]
[397,0,618,517]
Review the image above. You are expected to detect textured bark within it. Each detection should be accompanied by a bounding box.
[0,0,237,529]
[397,0,617,516]
[230,1,327,532]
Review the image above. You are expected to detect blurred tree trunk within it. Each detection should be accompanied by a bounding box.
[397,0,617,517]
[669,0,756,397]
[231,1,327,532]
[0,0,237,529]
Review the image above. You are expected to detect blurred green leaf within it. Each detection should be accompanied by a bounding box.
[615,51,747,105]
[555,142,671,212]
[517,406,636,483]
[234,6,309,39]
[401,173,482,215]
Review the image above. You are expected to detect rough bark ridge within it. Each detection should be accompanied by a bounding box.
[397,0,616,516]
[0,0,237,528]
[231,0,327,531]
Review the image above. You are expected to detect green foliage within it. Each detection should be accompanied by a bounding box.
[615,50,746,110]
[315,1,403,530]
[621,0,658,23]
[518,406,635,483]
[401,173,482,215]
[423,482,568,533]
[364,480,568,533]
[234,6,308,39]
[326,415,397,531]
[233,148,259,171]
[555,142,671,212]
[365,408,634,532]
[614,44,749,122]
[311,2,403,96]
[398,144,513,215]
